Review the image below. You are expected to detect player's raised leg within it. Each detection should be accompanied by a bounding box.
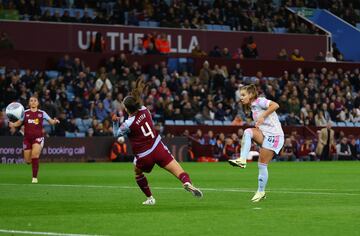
[23,150,32,164]
[164,160,203,198]
[251,148,274,202]
[30,143,42,184]
[229,128,264,168]
[134,166,155,205]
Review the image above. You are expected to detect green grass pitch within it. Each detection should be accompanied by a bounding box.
[0,162,359,236]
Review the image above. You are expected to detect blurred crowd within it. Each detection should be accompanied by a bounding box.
[0,52,359,137]
[286,0,360,26]
[185,126,360,162]
[0,0,329,34]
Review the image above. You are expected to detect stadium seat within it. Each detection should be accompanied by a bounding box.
[213,120,223,125]
[223,120,232,125]
[65,132,76,138]
[139,21,149,27]
[345,121,355,127]
[185,120,195,125]
[165,120,175,125]
[337,122,346,127]
[221,25,231,31]
[204,120,213,125]
[148,21,160,27]
[175,120,185,125]
[46,70,58,78]
[75,132,86,137]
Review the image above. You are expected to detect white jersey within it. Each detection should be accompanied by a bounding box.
[251,97,284,137]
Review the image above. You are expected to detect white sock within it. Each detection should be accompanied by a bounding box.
[240,128,253,162]
[257,163,268,192]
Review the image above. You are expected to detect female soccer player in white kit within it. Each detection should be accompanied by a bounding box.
[228,84,284,202]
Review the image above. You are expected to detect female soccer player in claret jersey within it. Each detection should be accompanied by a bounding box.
[112,79,203,205]
[9,96,60,183]
[228,84,284,202]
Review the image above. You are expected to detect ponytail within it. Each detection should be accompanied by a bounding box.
[123,78,147,114]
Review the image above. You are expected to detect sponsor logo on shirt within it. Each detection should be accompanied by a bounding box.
[28,118,40,125]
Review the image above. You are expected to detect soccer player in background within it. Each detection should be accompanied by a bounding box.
[112,79,203,205]
[228,84,284,202]
[9,96,60,183]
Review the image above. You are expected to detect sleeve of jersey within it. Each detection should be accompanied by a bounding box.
[258,97,271,109]
[42,111,52,121]
[113,121,131,137]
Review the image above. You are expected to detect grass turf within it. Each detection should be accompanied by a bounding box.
[0,162,359,236]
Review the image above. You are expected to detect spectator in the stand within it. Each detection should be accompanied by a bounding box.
[349,137,359,160]
[325,51,337,62]
[146,42,159,55]
[315,52,325,61]
[278,138,296,161]
[328,102,338,121]
[316,121,335,161]
[298,138,315,161]
[242,36,258,58]
[132,38,146,55]
[81,11,93,23]
[109,136,132,162]
[191,44,207,57]
[286,112,300,125]
[199,61,212,87]
[209,46,222,57]
[231,114,244,126]
[350,108,360,122]
[232,48,244,60]
[194,129,205,145]
[332,43,342,61]
[95,73,112,92]
[315,110,327,127]
[88,32,105,52]
[336,137,352,160]
[57,54,73,74]
[213,137,224,160]
[290,49,305,61]
[155,33,170,54]
[206,130,216,145]
[182,102,196,120]
[277,48,288,60]
[222,48,232,59]
[0,32,14,49]
[222,137,239,161]
[94,102,108,122]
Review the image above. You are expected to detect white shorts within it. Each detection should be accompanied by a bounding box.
[262,135,284,154]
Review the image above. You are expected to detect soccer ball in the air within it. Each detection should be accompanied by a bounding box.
[5,102,25,122]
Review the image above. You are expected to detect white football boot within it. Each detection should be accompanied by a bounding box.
[228,158,247,168]
[31,178,38,184]
[142,196,156,205]
[184,182,203,198]
[251,191,266,202]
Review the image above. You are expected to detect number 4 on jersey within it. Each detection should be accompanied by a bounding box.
[141,122,155,138]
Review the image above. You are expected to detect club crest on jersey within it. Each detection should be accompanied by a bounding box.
[38,114,42,118]
[28,118,40,125]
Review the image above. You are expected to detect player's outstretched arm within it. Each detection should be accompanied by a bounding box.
[9,119,23,128]
[48,118,60,125]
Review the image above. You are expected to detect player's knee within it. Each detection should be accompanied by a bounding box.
[134,167,143,176]
[244,128,253,137]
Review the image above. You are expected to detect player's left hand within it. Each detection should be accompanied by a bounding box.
[255,117,265,128]
[54,118,60,124]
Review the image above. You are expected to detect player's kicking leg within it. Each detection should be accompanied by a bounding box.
[229,128,264,168]
[164,159,203,198]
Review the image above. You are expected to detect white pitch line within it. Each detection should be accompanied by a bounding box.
[0,229,106,236]
[0,183,359,196]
